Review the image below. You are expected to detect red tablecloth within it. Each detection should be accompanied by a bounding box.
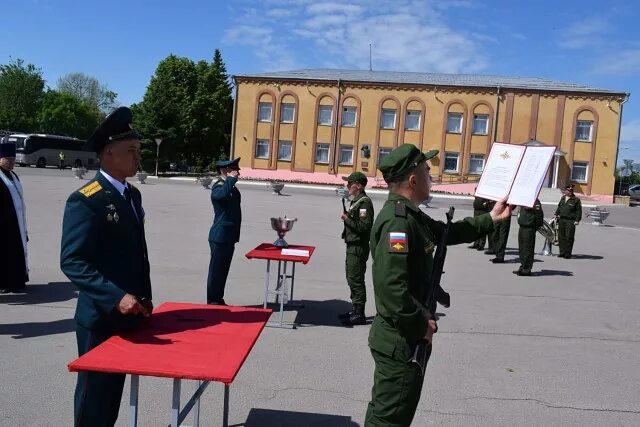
[68,302,272,384]
[245,243,316,264]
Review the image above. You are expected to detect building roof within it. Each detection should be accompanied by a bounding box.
[235,68,626,96]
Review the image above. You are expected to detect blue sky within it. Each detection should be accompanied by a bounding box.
[2,0,640,164]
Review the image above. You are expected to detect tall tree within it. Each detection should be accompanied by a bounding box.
[37,90,102,138]
[0,58,45,132]
[57,72,118,113]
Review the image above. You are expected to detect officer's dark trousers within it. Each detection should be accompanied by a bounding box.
[491,217,511,259]
[345,244,369,306]
[365,346,431,426]
[74,325,125,427]
[207,241,235,303]
[557,218,576,257]
[518,226,537,271]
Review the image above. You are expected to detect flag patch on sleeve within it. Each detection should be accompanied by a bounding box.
[389,231,408,253]
[359,208,367,217]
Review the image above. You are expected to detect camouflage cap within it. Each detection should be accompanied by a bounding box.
[342,171,368,186]
[378,144,438,183]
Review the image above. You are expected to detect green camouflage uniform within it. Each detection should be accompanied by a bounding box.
[555,193,582,258]
[516,199,544,274]
[342,191,374,306]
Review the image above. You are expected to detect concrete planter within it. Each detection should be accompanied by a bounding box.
[196,176,213,189]
[587,207,610,225]
[613,195,630,206]
[136,172,148,184]
[72,167,87,179]
[269,180,285,195]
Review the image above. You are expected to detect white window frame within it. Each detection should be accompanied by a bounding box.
[280,103,295,123]
[258,102,272,122]
[315,143,330,164]
[571,161,589,182]
[342,106,357,127]
[338,145,354,165]
[446,112,463,134]
[277,140,292,161]
[318,105,333,126]
[380,108,397,129]
[575,120,593,142]
[444,152,459,173]
[472,114,489,135]
[378,147,392,165]
[405,110,421,131]
[255,139,270,159]
[469,154,485,175]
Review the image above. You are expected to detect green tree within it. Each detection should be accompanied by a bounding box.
[133,50,234,169]
[37,90,101,138]
[57,72,118,113]
[0,58,45,131]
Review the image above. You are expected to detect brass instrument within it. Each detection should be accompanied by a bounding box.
[537,218,558,255]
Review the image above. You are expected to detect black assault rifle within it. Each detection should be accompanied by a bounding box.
[410,206,455,376]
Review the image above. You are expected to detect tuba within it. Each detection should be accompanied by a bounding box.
[537,218,558,255]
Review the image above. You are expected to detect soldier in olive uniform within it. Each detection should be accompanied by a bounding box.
[60,107,152,427]
[339,171,374,326]
[514,199,544,276]
[469,195,491,250]
[554,184,582,258]
[365,144,512,426]
[206,158,242,305]
[489,204,511,263]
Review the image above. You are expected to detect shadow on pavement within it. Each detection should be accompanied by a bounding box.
[0,318,75,339]
[535,269,574,277]
[293,299,366,327]
[232,408,359,427]
[569,254,604,260]
[0,282,77,305]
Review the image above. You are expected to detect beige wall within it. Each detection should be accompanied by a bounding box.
[233,78,623,196]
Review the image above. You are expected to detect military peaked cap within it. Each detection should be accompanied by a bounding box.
[216,157,241,170]
[378,144,438,183]
[342,171,368,186]
[0,142,16,158]
[85,106,142,153]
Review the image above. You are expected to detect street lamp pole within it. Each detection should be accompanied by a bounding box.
[154,138,162,177]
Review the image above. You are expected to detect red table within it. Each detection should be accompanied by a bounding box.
[68,302,271,427]
[245,243,316,328]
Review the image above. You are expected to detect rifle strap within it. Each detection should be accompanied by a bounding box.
[410,295,434,321]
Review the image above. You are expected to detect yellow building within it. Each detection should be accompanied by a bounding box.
[231,69,628,197]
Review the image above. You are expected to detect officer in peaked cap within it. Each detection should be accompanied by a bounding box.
[60,106,153,426]
[365,144,512,426]
[339,171,374,326]
[207,157,242,305]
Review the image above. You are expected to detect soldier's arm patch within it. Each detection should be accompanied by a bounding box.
[389,231,408,253]
[359,208,367,217]
[79,182,102,197]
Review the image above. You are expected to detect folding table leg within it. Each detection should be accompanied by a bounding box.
[263,260,270,309]
[275,260,282,304]
[171,378,181,427]
[129,375,139,427]
[279,261,286,326]
[193,380,201,427]
[223,384,230,427]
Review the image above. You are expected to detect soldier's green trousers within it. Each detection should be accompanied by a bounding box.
[491,217,511,259]
[346,244,369,305]
[365,346,431,426]
[472,209,487,249]
[518,226,537,272]
[557,218,576,257]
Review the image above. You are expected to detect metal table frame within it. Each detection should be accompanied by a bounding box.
[129,375,230,427]
[262,258,303,328]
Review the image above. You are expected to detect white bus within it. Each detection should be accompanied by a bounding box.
[5,134,98,168]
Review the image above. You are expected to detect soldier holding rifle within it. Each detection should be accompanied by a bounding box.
[364,144,512,426]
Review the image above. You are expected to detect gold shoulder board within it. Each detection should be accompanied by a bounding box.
[79,181,102,198]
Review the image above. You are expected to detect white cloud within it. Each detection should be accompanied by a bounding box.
[557,17,609,49]
[590,49,640,76]
[224,0,488,73]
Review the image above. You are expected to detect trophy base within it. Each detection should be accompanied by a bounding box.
[273,238,289,248]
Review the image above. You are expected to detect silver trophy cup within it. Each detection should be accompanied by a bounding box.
[271,217,297,248]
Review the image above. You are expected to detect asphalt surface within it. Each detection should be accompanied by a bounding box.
[1,166,640,426]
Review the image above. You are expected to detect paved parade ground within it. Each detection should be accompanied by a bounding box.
[2,167,640,426]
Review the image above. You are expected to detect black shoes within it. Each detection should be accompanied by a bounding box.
[491,258,505,264]
[513,269,532,276]
[484,250,496,255]
[476,247,485,251]
[207,299,227,306]
[338,310,354,320]
[342,305,366,326]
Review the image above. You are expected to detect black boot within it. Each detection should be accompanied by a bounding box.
[338,307,354,320]
[342,304,366,326]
